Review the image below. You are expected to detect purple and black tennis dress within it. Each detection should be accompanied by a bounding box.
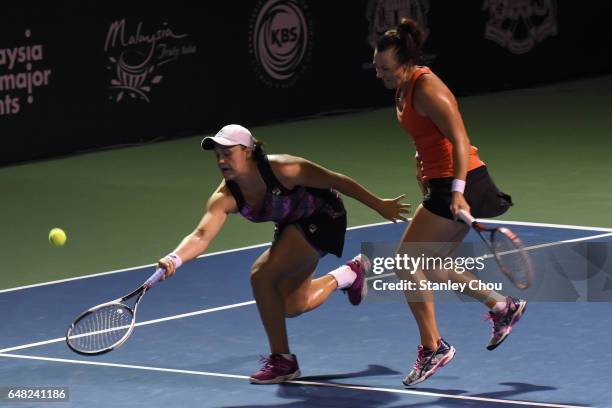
[225,153,347,257]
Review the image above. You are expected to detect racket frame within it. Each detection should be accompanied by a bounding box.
[458,210,533,289]
[65,266,165,356]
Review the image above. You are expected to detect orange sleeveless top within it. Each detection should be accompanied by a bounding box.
[396,66,484,182]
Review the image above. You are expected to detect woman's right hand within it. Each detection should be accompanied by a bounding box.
[377,195,411,223]
[157,256,178,281]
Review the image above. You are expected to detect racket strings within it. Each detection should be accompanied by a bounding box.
[492,230,532,289]
[68,304,133,352]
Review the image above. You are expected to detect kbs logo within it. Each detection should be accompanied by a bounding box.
[271,26,298,46]
[249,0,313,88]
[483,0,558,54]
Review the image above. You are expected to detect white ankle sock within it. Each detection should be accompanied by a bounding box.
[487,291,507,311]
[491,299,508,313]
[280,353,294,361]
[328,265,357,290]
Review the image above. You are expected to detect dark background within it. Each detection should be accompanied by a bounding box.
[1,1,610,165]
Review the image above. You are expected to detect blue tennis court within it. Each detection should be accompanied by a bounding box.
[1,220,611,408]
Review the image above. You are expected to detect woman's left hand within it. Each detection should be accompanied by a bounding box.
[377,195,412,223]
[450,192,470,220]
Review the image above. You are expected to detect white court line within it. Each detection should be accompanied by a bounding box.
[1,219,610,294]
[0,222,400,351]
[2,227,611,354]
[0,300,256,354]
[0,221,395,295]
[517,232,612,252]
[481,231,612,259]
[0,243,270,295]
[482,219,612,233]
[0,222,612,353]
[0,223,604,406]
[0,353,587,408]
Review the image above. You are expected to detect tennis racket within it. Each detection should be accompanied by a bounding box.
[458,209,533,289]
[66,267,166,355]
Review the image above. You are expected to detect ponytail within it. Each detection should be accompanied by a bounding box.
[252,139,265,159]
[376,18,424,66]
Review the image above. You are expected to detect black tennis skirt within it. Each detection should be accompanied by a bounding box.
[423,166,513,221]
[274,192,347,258]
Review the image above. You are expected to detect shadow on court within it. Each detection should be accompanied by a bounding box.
[389,382,588,408]
[220,384,401,408]
[217,381,587,408]
[1,222,610,407]
[297,364,400,382]
[219,365,401,408]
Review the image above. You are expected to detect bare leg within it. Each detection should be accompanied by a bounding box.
[250,225,324,354]
[279,272,339,318]
[402,205,504,304]
[399,204,502,348]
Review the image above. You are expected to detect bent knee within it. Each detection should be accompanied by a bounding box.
[284,293,308,318]
[284,309,303,318]
[250,263,277,288]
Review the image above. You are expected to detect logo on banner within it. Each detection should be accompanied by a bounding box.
[365,0,430,50]
[249,0,313,88]
[0,29,52,116]
[104,19,196,103]
[482,0,558,54]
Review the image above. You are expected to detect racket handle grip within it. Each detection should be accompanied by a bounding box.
[457,209,476,225]
[144,267,166,289]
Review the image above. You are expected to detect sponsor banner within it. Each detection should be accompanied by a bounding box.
[0,2,610,165]
[365,0,431,61]
[0,29,51,116]
[482,0,558,55]
[249,0,313,88]
[103,19,196,103]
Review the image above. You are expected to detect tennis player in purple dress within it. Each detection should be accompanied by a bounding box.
[155,124,410,384]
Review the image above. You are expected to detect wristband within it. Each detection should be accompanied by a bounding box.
[451,179,466,194]
[164,252,183,268]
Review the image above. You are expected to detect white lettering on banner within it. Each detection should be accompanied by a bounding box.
[104,19,196,103]
[0,29,52,116]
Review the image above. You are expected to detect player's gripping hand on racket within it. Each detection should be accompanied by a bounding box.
[65,181,237,356]
[157,253,182,281]
[450,190,470,220]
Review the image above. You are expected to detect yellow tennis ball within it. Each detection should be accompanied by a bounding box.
[49,228,67,247]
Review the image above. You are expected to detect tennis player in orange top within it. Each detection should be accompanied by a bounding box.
[371,18,527,386]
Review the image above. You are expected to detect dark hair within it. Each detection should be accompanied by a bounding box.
[376,18,424,66]
[252,139,265,158]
